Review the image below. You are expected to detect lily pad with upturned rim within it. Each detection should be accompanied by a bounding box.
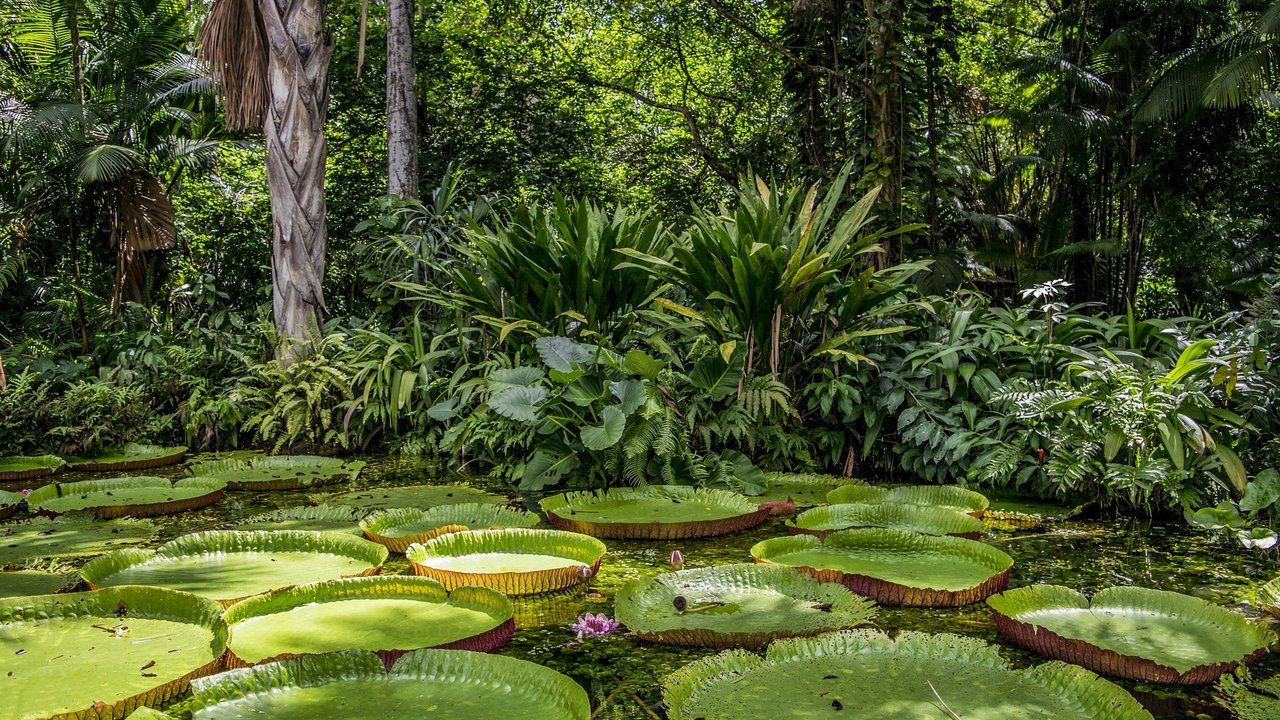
[662,629,1153,720]
[407,528,605,596]
[0,455,66,484]
[66,443,188,472]
[81,530,389,606]
[0,516,158,566]
[0,586,228,720]
[786,502,986,540]
[361,504,540,552]
[175,648,589,720]
[987,584,1275,684]
[540,486,770,540]
[615,563,876,648]
[189,455,365,491]
[826,483,990,517]
[0,489,21,520]
[0,567,77,598]
[751,528,1012,606]
[319,483,509,510]
[222,575,514,667]
[754,473,863,507]
[982,490,1088,530]
[231,505,362,535]
[25,476,226,519]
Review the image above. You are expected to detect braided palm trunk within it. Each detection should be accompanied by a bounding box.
[261,0,333,359]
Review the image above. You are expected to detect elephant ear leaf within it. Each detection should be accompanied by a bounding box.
[581,406,626,450]
[611,380,647,415]
[490,386,548,424]
[1240,469,1280,513]
[536,336,592,372]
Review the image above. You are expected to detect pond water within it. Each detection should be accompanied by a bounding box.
[7,455,1279,719]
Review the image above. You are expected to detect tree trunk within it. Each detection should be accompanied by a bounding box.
[386,0,418,198]
[259,0,333,361]
[864,0,904,267]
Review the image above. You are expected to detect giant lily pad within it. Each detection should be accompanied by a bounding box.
[81,530,389,606]
[407,528,605,596]
[754,473,862,507]
[0,516,158,566]
[0,490,21,520]
[0,586,228,720]
[1220,673,1280,720]
[223,576,514,667]
[826,484,989,517]
[662,630,1152,720]
[25,477,226,519]
[751,528,1012,606]
[320,483,509,510]
[615,564,876,648]
[987,585,1275,684]
[0,455,66,483]
[141,648,589,720]
[361,504,540,552]
[231,505,362,535]
[540,486,770,539]
[66,443,188,472]
[786,502,986,540]
[982,490,1088,531]
[0,562,77,598]
[190,455,365,491]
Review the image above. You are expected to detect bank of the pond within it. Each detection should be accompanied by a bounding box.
[6,455,1277,719]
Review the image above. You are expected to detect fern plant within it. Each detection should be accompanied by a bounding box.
[238,334,354,452]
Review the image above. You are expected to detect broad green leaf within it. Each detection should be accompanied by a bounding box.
[562,375,607,406]
[1215,444,1248,493]
[611,379,647,415]
[581,406,626,450]
[1240,469,1280,513]
[490,386,548,424]
[535,336,592,372]
[623,349,665,380]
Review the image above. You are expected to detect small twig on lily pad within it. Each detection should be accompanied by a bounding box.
[927,680,964,720]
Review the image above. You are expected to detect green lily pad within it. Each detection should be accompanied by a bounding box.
[751,528,1012,606]
[1220,673,1280,720]
[987,585,1275,684]
[360,504,540,552]
[982,490,1088,530]
[0,516,158,566]
[66,443,188,472]
[754,473,862,507]
[0,490,21,520]
[0,568,76,598]
[0,454,66,483]
[615,563,876,648]
[407,528,606,596]
[190,455,365,491]
[223,576,514,666]
[231,505,362,535]
[1256,575,1280,618]
[82,530,389,606]
[1,586,228,720]
[320,483,509,510]
[826,484,990,517]
[786,502,986,540]
[25,476,226,518]
[161,648,589,720]
[663,630,1153,720]
[540,486,770,539]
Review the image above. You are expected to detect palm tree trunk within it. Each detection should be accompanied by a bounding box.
[259,0,333,360]
[386,0,418,198]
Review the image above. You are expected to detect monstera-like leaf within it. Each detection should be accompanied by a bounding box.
[361,504,539,552]
[25,477,226,519]
[189,455,365,491]
[982,490,1088,531]
[540,486,770,539]
[231,505,363,535]
[407,528,605,596]
[751,528,1012,606]
[786,502,985,540]
[0,516,158,566]
[662,630,1153,720]
[222,576,514,667]
[320,483,509,510]
[987,585,1275,684]
[0,489,21,520]
[137,648,589,720]
[65,443,188,472]
[826,484,989,517]
[754,473,862,507]
[81,530,389,606]
[0,586,228,720]
[615,564,876,648]
[0,454,65,483]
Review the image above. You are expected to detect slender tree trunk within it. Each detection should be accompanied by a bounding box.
[386,0,418,198]
[864,0,904,267]
[259,0,333,360]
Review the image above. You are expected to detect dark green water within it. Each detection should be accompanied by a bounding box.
[8,455,1279,719]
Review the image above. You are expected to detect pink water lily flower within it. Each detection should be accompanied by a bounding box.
[570,612,620,641]
[670,550,685,570]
